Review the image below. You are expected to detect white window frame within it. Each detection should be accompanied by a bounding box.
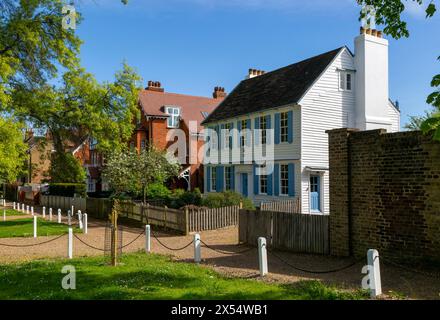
[165,106,181,128]
[224,166,232,190]
[224,123,231,149]
[280,164,289,196]
[211,168,217,192]
[240,119,248,149]
[259,116,267,145]
[339,71,353,91]
[259,174,268,195]
[280,112,289,143]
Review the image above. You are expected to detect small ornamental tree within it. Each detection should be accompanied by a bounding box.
[102,147,180,202]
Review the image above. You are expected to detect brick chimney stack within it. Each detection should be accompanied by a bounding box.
[213,86,227,99]
[146,81,164,93]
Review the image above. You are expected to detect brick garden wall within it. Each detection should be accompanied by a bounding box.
[327,128,440,263]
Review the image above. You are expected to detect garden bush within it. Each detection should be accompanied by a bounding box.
[202,190,255,210]
[168,188,202,208]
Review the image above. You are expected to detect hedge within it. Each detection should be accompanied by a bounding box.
[48,183,87,197]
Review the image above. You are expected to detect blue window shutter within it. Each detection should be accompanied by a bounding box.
[206,166,211,192]
[231,166,235,190]
[274,164,280,196]
[214,125,220,151]
[253,164,259,195]
[246,119,251,147]
[237,121,242,147]
[266,115,271,129]
[288,111,293,144]
[288,163,295,197]
[275,113,280,145]
[217,166,224,192]
[267,170,273,196]
[254,117,260,145]
[219,124,225,150]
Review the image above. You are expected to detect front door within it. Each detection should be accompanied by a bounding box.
[310,175,321,212]
[241,173,248,197]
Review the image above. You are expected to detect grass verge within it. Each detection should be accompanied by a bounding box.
[0,252,369,300]
[0,218,80,238]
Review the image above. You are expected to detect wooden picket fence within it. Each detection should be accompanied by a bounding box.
[239,209,329,255]
[39,195,238,234]
[260,198,301,214]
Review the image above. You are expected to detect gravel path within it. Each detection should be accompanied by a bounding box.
[1,204,439,300]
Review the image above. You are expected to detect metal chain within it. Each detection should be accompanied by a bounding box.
[0,233,67,248]
[151,231,194,251]
[267,249,364,274]
[120,229,145,249]
[200,240,256,255]
[73,233,106,252]
[380,257,440,279]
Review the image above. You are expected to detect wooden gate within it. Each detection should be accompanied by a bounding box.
[239,209,329,255]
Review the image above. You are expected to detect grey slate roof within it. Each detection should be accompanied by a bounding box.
[202,47,345,124]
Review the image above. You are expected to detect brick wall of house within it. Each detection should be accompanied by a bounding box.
[327,128,440,263]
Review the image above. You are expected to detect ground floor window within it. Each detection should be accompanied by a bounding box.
[225,166,232,190]
[260,174,268,194]
[280,164,289,195]
[211,168,217,192]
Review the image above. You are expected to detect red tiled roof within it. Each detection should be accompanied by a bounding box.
[138,90,223,131]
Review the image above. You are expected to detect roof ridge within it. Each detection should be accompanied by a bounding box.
[140,89,218,101]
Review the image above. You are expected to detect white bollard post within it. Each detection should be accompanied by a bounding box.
[258,237,268,277]
[13,202,16,210]
[22,203,24,212]
[83,213,88,234]
[67,210,71,226]
[194,233,201,263]
[68,228,73,259]
[78,210,83,229]
[367,249,382,298]
[31,206,34,216]
[26,205,29,214]
[145,225,151,253]
[49,208,53,221]
[33,216,37,238]
[71,205,74,217]
[42,207,46,218]
[58,209,61,224]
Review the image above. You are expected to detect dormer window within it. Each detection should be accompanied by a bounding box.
[165,106,180,128]
[339,71,353,91]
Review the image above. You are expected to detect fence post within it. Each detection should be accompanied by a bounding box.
[31,206,34,216]
[58,209,62,224]
[367,249,382,298]
[184,207,189,235]
[164,206,168,230]
[194,233,201,263]
[146,203,150,224]
[33,216,37,238]
[145,225,151,253]
[68,228,73,259]
[83,213,88,234]
[43,206,46,218]
[258,237,268,276]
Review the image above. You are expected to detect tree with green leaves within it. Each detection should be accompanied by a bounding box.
[102,147,180,203]
[357,0,439,140]
[0,117,28,183]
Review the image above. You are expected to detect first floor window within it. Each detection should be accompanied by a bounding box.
[166,106,181,128]
[280,112,288,143]
[280,164,289,195]
[260,174,268,194]
[225,167,232,190]
[211,168,217,192]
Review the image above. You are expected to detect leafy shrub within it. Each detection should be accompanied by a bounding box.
[168,188,202,209]
[49,153,86,183]
[146,183,172,201]
[202,190,255,210]
[48,183,87,197]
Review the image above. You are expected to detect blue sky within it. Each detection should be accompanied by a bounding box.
[74,0,440,128]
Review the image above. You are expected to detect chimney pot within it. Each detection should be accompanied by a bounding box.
[360,26,366,34]
[371,29,377,37]
[146,80,164,92]
[377,30,383,38]
[213,86,227,99]
[366,28,372,35]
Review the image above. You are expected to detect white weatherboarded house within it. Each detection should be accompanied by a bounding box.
[202,29,400,215]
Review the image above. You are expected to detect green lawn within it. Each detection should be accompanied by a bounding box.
[0,218,79,238]
[2,209,26,216]
[0,252,369,300]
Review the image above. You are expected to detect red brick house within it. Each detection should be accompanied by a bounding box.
[130,81,226,191]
